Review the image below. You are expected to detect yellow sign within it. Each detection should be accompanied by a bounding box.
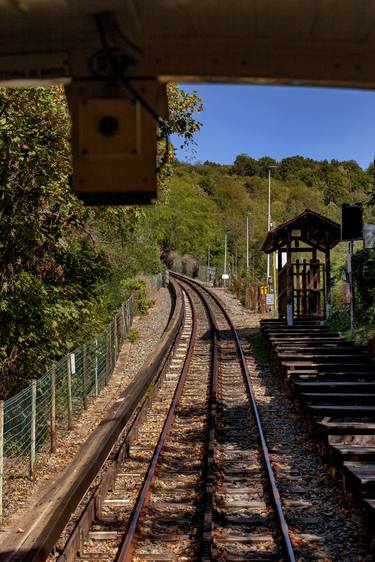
[259,285,269,295]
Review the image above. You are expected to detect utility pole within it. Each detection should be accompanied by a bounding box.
[246,216,249,272]
[266,165,278,283]
[224,233,228,287]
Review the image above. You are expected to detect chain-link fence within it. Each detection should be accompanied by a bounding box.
[0,273,163,520]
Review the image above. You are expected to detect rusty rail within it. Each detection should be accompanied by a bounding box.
[1,279,184,562]
[172,272,296,562]
[116,288,197,561]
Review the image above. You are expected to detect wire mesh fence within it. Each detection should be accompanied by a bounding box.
[0,273,163,520]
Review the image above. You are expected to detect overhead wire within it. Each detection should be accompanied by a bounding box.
[89,12,170,174]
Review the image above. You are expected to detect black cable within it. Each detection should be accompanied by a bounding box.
[92,12,170,174]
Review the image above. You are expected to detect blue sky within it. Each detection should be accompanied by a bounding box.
[172,84,375,169]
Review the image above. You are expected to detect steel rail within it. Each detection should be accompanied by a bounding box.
[1,280,184,562]
[177,280,218,561]
[58,319,180,562]
[172,272,297,562]
[116,288,197,562]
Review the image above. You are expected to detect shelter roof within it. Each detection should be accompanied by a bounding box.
[262,209,340,254]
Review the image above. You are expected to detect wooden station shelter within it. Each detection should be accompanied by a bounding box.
[262,210,340,325]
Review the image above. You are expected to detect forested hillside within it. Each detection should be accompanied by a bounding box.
[148,155,375,344]
[152,155,374,278]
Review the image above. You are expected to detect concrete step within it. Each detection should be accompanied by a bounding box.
[301,392,375,405]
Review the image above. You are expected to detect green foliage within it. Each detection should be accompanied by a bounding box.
[350,249,375,341]
[121,279,153,314]
[127,329,140,343]
[0,83,203,398]
[0,87,110,396]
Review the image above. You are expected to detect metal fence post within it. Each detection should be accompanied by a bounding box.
[50,364,56,453]
[95,338,99,396]
[114,315,118,361]
[30,380,37,479]
[105,332,109,386]
[108,328,113,377]
[67,355,73,429]
[0,400,4,523]
[121,304,125,345]
[82,343,88,410]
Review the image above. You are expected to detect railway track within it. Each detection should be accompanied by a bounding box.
[6,275,370,562]
[50,274,296,562]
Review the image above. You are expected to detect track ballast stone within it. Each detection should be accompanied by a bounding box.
[211,287,370,562]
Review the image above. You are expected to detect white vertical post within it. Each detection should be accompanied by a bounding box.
[267,168,271,281]
[30,380,37,478]
[224,233,228,287]
[0,400,4,523]
[246,216,249,272]
[95,338,99,396]
[67,356,73,430]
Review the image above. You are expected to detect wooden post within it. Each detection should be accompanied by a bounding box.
[30,380,37,479]
[277,249,283,318]
[296,259,301,317]
[50,364,56,453]
[286,233,293,325]
[67,355,73,430]
[82,343,88,410]
[325,243,331,318]
[95,338,99,396]
[302,259,307,315]
[0,400,4,523]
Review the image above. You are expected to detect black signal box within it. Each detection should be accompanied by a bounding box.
[341,203,363,241]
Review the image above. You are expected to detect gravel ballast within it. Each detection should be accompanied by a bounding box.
[0,287,171,535]
[212,287,370,561]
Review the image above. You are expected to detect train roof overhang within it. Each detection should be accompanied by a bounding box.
[1,1,375,88]
[2,1,375,205]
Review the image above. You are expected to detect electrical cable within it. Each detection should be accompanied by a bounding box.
[90,12,170,174]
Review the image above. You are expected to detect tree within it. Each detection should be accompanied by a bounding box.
[232,154,259,176]
[257,156,278,177]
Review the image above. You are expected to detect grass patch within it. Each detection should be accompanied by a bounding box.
[247,330,271,365]
[127,329,140,343]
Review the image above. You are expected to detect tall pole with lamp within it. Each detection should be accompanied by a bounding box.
[266,165,278,281]
[223,233,228,287]
[246,215,250,272]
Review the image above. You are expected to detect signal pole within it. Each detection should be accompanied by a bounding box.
[246,216,249,272]
[224,233,228,286]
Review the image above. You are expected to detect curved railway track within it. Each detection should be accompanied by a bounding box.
[3,275,371,562]
[49,274,296,562]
